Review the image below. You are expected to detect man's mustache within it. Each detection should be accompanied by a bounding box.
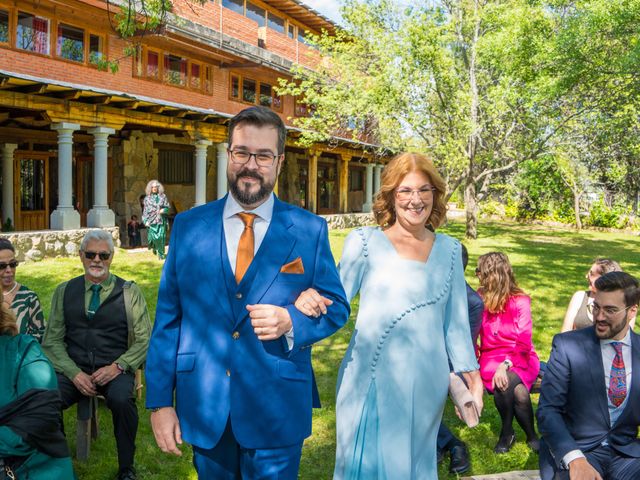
[235,169,263,182]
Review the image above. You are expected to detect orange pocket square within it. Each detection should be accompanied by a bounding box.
[280,257,304,274]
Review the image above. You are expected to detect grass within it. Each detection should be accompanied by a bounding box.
[15,220,640,479]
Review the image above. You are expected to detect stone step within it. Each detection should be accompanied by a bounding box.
[461,471,540,480]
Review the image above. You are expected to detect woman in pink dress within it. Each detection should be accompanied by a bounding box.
[477,252,540,454]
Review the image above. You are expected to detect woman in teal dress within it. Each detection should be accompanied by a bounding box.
[0,239,45,342]
[0,305,75,479]
[296,153,484,479]
[142,179,170,260]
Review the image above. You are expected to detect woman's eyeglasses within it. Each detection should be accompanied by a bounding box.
[83,251,111,261]
[0,261,18,270]
[395,186,436,202]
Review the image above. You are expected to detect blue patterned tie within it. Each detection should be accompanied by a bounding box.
[88,284,102,319]
[608,342,626,407]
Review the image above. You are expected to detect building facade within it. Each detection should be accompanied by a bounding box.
[0,0,386,237]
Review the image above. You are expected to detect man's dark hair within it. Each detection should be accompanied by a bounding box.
[0,238,14,253]
[595,271,640,308]
[461,243,469,271]
[227,106,287,155]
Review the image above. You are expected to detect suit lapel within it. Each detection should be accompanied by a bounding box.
[586,328,611,425]
[234,199,296,327]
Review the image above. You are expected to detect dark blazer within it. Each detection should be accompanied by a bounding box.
[537,326,640,475]
[145,195,350,450]
[466,282,483,346]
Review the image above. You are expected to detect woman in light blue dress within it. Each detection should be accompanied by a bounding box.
[296,152,483,479]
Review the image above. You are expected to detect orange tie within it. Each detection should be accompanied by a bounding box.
[235,212,257,283]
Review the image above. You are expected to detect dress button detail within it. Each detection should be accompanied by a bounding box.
[235,293,243,299]
[232,331,240,340]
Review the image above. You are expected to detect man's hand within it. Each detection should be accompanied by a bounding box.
[492,363,509,392]
[150,407,183,456]
[461,370,484,416]
[91,363,121,387]
[73,371,97,396]
[247,304,292,341]
[569,457,603,480]
[294,288,333,318]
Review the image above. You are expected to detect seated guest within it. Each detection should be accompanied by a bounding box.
[476,252,540,454]
[0,304,75,479]
[0,238,46,342]
[42,230,152,480]
[538,271,640,480]
[561,258,622,332]
[437,243,484,474]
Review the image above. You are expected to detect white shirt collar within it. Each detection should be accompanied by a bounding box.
[600,328,632,347]
[223,192,275,222]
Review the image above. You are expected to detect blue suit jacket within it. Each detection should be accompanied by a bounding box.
[537,326,640,475]
[145,196,350,449]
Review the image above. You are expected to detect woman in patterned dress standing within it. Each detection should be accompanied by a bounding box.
[142,179,170,260]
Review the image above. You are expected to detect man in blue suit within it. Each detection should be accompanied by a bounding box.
[537,271,640,480]
[145,106,350,478]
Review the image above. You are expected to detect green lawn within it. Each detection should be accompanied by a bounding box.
[16,220,640,479]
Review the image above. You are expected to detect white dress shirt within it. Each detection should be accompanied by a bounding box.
[562,329,633,468]
[222,193,294,348]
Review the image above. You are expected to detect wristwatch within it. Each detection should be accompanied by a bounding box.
[115,362,126,374]
[503,359,513,369]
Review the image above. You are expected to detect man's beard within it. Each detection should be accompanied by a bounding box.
[229,168,274,206]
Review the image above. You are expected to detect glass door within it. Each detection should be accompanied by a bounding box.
[14,152,49,231]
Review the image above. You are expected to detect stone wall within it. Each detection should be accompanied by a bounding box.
[322,213,375,229]
[0,227,120,262]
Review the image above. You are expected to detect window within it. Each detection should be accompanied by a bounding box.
[246,2,266,27]
[242,77,256,103]
[89,34,104,64]
[164,54,187,86]
[297,29,307,44]
[287,24,295,39]
[222,0,244,15]
[259,82,272,107]
[57,24,84,62]
[17,12,50,55]
[147,50,160,79]
[190,62,201,90]
[0,10,9,44]
[158,148,194,185]
[230,74,240,99]
[350,169,364,191]
[204,65,213,94]
[268,12,285,34]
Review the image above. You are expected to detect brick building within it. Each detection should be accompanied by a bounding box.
[0,0,386,237]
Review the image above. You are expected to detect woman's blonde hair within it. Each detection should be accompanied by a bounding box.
[477,252,525,313]
[372,152,447,229]
[0,304,18,336]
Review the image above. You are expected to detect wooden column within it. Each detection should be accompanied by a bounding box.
[338,153,351,213]
[308,149,320,214]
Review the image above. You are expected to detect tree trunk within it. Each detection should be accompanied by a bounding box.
[573,189,582,230]
[465,179,478,239]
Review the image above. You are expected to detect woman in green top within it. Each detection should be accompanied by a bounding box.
[0,239,45,342]
[142,179,170,260]
[0,305,76,479]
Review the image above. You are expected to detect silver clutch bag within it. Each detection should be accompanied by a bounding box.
[448,373,480,428]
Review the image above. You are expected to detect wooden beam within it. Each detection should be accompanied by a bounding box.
[308,149,319,214]
[338,153,351,213]
[13,84,47,94]
[138,105,165,113]
[83,95,112,105]
[51,90,82,100]
[110,100,140,109]
[219,61,260,69]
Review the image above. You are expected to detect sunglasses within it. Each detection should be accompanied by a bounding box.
[0,261,18,270]
[83,251,111,261]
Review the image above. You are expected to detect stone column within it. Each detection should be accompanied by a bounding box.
[87,127,116,227]
[363,163,374,213]
[50,123,81,230]
[1,143,18,227]
[216,142,228,199]
[374,164,383,197]
[308,150,319,214]
[338,153,351,213]
[195,139,212,206]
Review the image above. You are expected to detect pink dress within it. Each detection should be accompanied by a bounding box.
[478,294,540,393]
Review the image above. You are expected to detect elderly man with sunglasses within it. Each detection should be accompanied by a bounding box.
[42,230,151,480]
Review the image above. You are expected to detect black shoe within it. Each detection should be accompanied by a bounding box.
[449,444,471,474]
[527,437,540,453]
[437,447,444,464]
[115,467,137,480]
[494,433,516,454]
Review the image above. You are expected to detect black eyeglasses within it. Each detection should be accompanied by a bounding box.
[83,251,111,261]
[228,149,280,167]
[0,261,18,270]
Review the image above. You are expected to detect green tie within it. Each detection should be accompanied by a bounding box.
[88,284,102,319]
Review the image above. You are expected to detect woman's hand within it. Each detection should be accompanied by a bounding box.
[294,288,333,317]
[492,363,509,392]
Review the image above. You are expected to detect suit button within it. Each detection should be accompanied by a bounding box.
[235,293,243,299]
[232,331,240,340]
[226,369,231,377]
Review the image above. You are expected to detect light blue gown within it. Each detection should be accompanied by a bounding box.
[333,227,478,479]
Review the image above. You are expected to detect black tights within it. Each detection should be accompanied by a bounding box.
[493,371,537,441]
